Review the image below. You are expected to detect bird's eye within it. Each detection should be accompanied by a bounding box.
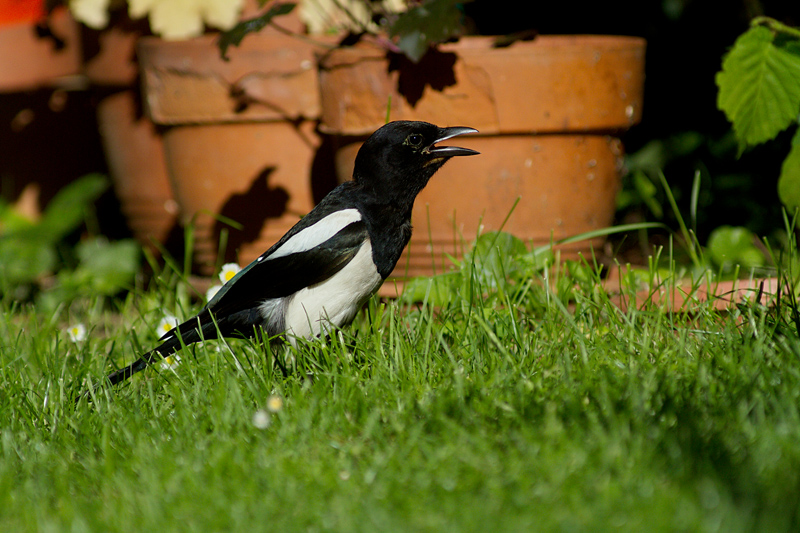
[406,133,424,147]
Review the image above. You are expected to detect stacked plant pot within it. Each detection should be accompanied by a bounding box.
[84,19,178,255]
[137,30,333,274]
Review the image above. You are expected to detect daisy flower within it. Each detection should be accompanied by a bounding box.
[252,409,270,429]
[266,394,283,413]
[219,262,241,284]
[157,315,179,337]
[66,323,87,343]
[160,353,181,371]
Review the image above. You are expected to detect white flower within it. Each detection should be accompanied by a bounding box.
[157,315,180,337]
[266,394,283,413]
[128,0,245,40]
[206,284,222,302]
[66,323,87,343]
[300,0,406,35]
[252,409,271,429]
[69,0,111,29]
[160,353,181,371]
[219,262,241,284]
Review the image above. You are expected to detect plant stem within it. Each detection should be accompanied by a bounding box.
[751,16,800,39]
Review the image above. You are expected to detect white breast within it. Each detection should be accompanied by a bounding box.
[284,240,383,341]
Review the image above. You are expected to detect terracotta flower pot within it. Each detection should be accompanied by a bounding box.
[138,32,334,274]
[85,21,178,254]
[96,91,178,252]
[0,6,81,91]
[318,35,646,284]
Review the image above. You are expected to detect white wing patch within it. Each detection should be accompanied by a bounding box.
[284,239,383,341]
[267,208,362,261]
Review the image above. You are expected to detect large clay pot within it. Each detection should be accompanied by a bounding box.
[318,35,646,285]
[138,32,334,274]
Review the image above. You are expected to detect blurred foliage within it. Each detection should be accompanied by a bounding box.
[707,225,767,273]
[0,174,140,307]
[402,227,778,309]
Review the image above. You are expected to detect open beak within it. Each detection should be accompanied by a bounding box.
[427,127,480,157]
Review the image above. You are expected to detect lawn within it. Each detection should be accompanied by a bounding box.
[2,237,800,532]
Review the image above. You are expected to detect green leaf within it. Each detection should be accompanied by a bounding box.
[778,129,800,210]
[73,238,140,295]
[633,170,663,219]
[217,3,296,60]
[0,236,56,286]
[0,198,37,236]
[716,25,800,149]
[390,0,471,63]
[707,225,766,271]
[401,272,460,306]
[39,174,108,243]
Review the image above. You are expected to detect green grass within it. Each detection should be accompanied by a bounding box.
[2,250,800,532]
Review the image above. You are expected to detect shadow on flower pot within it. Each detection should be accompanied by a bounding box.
[387,49,458,106]
[215,166,289,265]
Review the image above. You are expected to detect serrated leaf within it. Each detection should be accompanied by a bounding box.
[778,129,800,210]
[716,26,800,149]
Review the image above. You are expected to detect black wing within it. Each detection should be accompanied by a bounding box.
[161,216,369,344]
[209,219,368,319]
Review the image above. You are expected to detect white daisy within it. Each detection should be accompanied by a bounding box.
[157,315,179,337]
[252,409,271,429]
[160,353,181,371]
[66,323,87,343]
[219,262,241,284]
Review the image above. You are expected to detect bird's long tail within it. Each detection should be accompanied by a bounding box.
[76,313,216,402]
[104,345,170,387]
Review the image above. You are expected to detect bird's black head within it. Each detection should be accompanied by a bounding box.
[352,120,479,208]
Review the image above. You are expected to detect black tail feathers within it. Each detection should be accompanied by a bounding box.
[75,313,219,403]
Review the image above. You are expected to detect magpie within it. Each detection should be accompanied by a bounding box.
[97,120,478,389]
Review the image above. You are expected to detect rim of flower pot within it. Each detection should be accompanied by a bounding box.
[137,32,333,125]
[317,34,647,136]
